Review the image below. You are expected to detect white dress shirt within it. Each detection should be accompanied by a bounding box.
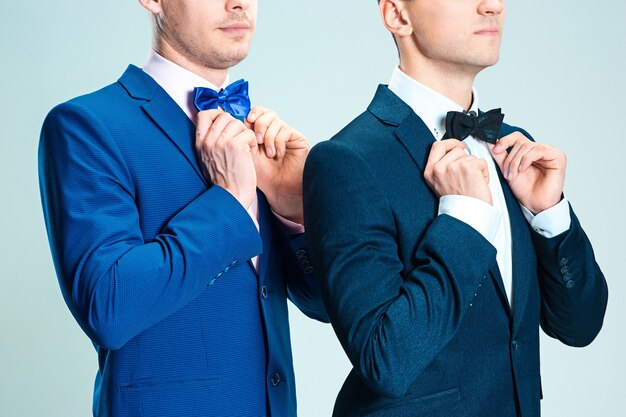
[388,66,571,306]
[143,50,304,270]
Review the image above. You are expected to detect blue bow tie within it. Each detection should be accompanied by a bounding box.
[193,79,251,122]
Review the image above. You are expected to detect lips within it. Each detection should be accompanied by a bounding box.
[474,27,499,35]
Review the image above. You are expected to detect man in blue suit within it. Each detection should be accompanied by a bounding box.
[38,0,326,416]
[303,0,608,416]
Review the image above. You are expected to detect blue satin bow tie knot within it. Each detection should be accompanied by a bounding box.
[193,79,251,121]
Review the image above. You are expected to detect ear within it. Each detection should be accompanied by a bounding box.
[379,0,413,39]
[137,0,163,14]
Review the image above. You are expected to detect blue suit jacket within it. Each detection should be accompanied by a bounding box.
[39,65,327,417]
[303,85,608,417]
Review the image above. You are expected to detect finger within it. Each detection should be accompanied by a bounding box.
[233,128,258,152]
[252,109,278,144]
[493,131,530,153]
[497,139,525,179]
[488,143,507,171]
[273,126,292,159]
[519,145,564,172]
[435,147,470,168]
[284,129,309,150]
[474,157,490,182]
[427,139,466,167]
[264,119,284,158]
[506,142,535,180]
[209,113,242,147]
[246,106,269,124]
[217,118,247,146]
[195,109,224,152]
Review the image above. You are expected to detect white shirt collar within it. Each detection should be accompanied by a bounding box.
[388,66,479,140]
[142,49,230,122]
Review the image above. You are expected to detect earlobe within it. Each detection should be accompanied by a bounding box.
[137,0,163,14]
[380,0,413,39]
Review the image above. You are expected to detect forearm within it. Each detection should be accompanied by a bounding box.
[303,141,496,398]
[39,104,262,349]
[282,233,329,323]
[535,206,608,346]
[50,186,262,350]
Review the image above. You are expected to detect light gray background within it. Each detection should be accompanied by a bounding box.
[1,1,624,416]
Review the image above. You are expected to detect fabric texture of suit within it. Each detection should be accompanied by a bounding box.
[39,65,327,417]
[303,85,607,417]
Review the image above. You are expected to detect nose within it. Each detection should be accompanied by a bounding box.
[226,0,250,12]
[478,0,504,16]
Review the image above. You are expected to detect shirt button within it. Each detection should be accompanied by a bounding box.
[533,226,545,233]
[261,285,268,299]
[566,280,576,289]
[512,340,519,351]
[271,373,281,387]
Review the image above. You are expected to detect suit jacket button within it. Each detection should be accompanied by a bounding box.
[566,280,576,289]
[271,373,281,387]
[261,285,268,299]
[562,273,573,281]
[512,340,519,350]
[560,266,570,274]
[560,257,569,267]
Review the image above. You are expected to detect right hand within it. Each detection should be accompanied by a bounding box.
[424,139,492,205]
[195,109,258,209]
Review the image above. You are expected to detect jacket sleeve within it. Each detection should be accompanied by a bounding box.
[282,232,329,323]
[38,102,262,351]
[503,125,608,346]
[302,140,498,398]
[534,205,608,347]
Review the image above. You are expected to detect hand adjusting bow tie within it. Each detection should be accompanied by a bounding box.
[442,108,505,144]
[193,79,251,122]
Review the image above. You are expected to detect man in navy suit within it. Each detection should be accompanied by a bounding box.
[303,0,607,416]
[38,0,326,416]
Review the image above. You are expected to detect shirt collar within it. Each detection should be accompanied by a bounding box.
[388,66,479,140]
[142,49,230,122]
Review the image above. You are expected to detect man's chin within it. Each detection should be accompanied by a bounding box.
[208,49,250,70]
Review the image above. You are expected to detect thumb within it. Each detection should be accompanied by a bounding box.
[488,143,506,170]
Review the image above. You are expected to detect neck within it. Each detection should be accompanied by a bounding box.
[153,36,228,87]
[399,56,479,111]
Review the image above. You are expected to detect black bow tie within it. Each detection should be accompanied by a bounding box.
[442,108,504,144]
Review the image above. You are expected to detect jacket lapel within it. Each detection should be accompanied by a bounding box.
[255,190,273,281]
[495,156,535,336]
[368,85,435,173]
[369,85,512,316]
[118,65,208,186]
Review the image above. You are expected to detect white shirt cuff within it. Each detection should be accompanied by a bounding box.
[272,210,305,234]
[520,198,571,238]
[438,195,502,245]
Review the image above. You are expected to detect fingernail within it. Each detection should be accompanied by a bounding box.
[256,132,263,142]
[268,147,274,157]
[249,112,256,120]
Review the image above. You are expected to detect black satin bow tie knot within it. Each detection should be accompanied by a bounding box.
[442,108,505,144]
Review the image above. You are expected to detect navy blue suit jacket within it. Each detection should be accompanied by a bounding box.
[303,85,607,417]
[39,65,327,417]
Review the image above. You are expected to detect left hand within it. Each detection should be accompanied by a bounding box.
[246,106,309,225]
[489,132,566,214]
